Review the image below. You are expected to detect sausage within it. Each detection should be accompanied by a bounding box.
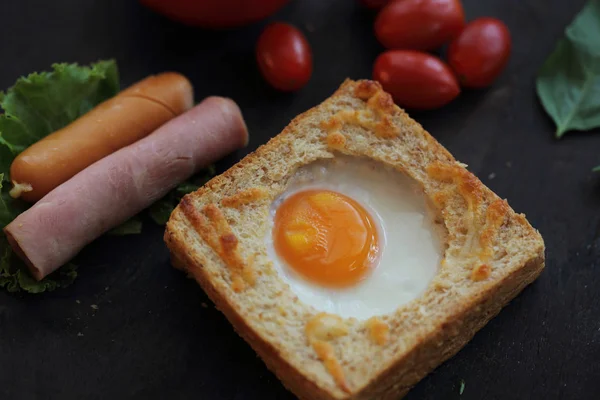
[3,97,248,281]
[9,72,194,203]
[118,72,193,115]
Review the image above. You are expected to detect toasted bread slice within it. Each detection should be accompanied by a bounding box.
[164,80,545,400]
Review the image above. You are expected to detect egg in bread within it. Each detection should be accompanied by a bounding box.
[266,156,442,320]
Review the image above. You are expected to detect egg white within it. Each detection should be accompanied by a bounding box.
[265,157,442,320]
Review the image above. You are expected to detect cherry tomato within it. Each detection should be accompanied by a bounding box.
[373,50,460,110]
[448,18,511,88]
[256,23,313,92]
[359,0,390,9]
[139,0,289,29]
[375,0,465,51]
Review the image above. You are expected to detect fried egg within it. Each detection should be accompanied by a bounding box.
[265,157,443,320]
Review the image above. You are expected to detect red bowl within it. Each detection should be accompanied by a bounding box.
[140,0,290,29]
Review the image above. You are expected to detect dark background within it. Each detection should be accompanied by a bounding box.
[1,0,599,399]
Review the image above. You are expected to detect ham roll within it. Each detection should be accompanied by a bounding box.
[4,97,248,280]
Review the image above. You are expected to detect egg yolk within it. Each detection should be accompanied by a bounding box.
[273,190,379,288]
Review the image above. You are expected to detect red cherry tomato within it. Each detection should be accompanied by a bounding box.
[139,0,289,29]
[448,18,511,88]
[360,0,390,9]
[375,0,465,51]
[373,50,460,110]
[256,23,313,92]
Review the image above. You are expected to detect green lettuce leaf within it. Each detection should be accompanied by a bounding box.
[0,235,78,293]
[0,174,28,228]
[0,174,11,227]
[0,61,119,149]
[536,0,600,138]
[0,61,118,293]
[149,165,216,225]
[0,60,216,293]
[109,216,143,236]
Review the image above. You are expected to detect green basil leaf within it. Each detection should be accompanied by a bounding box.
[536,0,600,138]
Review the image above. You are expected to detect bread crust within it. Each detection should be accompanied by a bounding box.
[165,79,545,399]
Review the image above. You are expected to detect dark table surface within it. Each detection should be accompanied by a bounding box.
[1,0,600,399]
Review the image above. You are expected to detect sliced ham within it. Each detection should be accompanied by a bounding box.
[3,97,248,280]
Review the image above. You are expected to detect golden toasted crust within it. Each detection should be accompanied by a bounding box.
[179,198,255,292]
[165,79,545,399]
[306,313,351,392]
[221,187,269,209]
[471,263,492,281]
